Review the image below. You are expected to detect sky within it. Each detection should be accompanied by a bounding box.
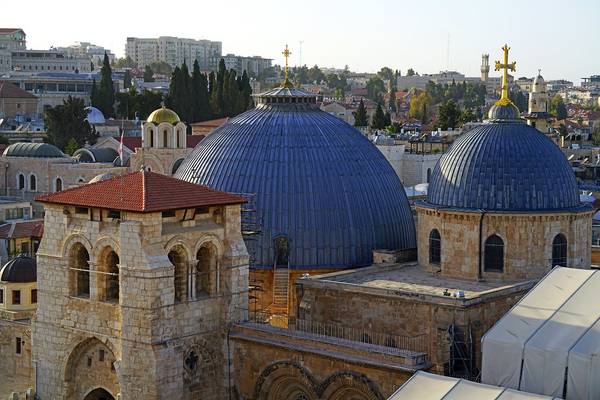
[5,0,600,84]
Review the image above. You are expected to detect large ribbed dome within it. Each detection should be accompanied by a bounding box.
[176,90,416,269]
[426,120,580,211]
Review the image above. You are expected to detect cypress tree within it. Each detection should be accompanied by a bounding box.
[353,99,368,127]
[191,60,211,121]
[241,70,252,110]
[97,52,115,117]
[90,79,99,107]
[371,103,386,130]
[179,61,193,122]
[208,71,218,117]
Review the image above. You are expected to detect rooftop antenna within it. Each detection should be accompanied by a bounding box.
[299,40,304,67]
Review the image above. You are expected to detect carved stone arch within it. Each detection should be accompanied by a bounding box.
[254,361,319,400]
[83,387,116,400]
[63,336,120,400]
[157,122,174,148]
[182,337,220,394]
[62,233,93,259]
[318,371,384,400]
[165,237,192,302]
[193,234,224,259]
[93,236,120,262]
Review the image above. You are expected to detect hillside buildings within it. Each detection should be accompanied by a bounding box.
[222,54,272,77]
[125,36,222,71]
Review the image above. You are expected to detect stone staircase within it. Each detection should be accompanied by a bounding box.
[272,266,289,313]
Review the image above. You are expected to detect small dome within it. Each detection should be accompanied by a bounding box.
[1,254,36,283]
[3,142,65,158]
[89,172,117,183]
[85,106,106,124]
[147,106,180,125]
[73,147,119,163]
[488,100,521,121]
[532,73,546,93]
[426,119,581,211]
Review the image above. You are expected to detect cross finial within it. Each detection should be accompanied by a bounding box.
[160,100,165,108]
[282,44,292,88]
[538,68,542,76]
[494,44,516,105]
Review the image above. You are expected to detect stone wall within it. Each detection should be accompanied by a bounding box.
[130,147,191,176]
[417,205,592,281]
[0,318,33,398]
[295,282,529,374]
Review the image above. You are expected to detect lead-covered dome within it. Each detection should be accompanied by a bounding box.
[176,88,416,269]
[426,118,581,211]
[1,254,36,283]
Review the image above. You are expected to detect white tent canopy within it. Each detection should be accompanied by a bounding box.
[481,267,600,399]
[388,371,556,400]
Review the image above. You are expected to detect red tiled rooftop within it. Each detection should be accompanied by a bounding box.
[190,117,229,128]
[186,135,205,148]
[0,81,37,99]
[36,171,246,212]
[0,219,44,239]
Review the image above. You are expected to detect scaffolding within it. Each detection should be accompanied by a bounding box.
[446,323,478,381]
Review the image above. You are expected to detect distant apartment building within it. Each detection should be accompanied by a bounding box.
[10,49,91,73]
[222,54,272,77]
[0,28,26,51]
[546,79,573,92]
[55,42,115,66]
[582,75,600,90]
[126,36,222,71]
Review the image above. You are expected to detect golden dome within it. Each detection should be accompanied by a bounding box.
[146,106,180,125]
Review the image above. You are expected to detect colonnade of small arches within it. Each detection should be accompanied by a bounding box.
[427,228,568,272]
[65,235,221,303]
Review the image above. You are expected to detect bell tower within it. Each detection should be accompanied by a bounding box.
[481,53,490,82]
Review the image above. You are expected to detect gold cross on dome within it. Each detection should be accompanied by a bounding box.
[494,44,516,104]
[282,44,292,88]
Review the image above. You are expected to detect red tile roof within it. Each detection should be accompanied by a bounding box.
[190,117,229,128]
[186,135,205,148]
[0,219,44,239]
[0,81,37,99]
[0,28,24,34]
[36,171,246,212]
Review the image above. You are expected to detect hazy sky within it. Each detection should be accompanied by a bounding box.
[6,0,599,84]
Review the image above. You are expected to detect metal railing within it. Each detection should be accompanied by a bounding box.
[245,311,428,355]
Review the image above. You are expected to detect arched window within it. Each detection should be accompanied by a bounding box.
[18,174,25,190]
[55,177,63,192]
[150,129,154,147]
[163,129,168,148]
[176,130,182,148]
[69,243,90,298]
[169,246,188,302]
[99,248,119,302]
[484,234,504,272]
[29,174,36,192]
[196,244,217,297]
[429,229,441,264]
[426,168,432,183]
[274,236,289,267]
[552,234,567,267]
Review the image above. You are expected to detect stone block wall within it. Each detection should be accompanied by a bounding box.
[417,206,593,281]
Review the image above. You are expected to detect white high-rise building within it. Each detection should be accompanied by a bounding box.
[126,36,222,71]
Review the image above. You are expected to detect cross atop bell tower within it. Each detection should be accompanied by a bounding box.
[282,44,293,88]
[494,44,516,105]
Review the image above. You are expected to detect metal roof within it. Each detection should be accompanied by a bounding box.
[175,103,416,270]
[1,254,36,283]
[426,120,581,211]
[3,142,65,158]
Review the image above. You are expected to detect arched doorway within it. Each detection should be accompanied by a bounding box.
[84,388,115,400]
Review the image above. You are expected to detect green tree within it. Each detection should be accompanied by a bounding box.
[64,137,79,155]
[123,70,132,89]
[377,67,394,83]
[143,65,155,82]
[191,60,211,122]
[371,103,386,130]
[96,53,115,118]
[45,96,97,150]
[240,70,253,110]
[307,65,325,84]
[388,87,397,112]
[167,62,193,123]
[113,56,137,68]
[383,111,392,127]
[509,90,528,112]
[137,90,163,120]
[409,91,431,123]
[436,99,460,130]
[592,125,600,146]
[550,94,567,120]
[149,61,172,75]
[90,79,99,108]
[90,61,94,72]
[366,77,385,104]
[353,99,368,127]
[406,68,416,76]
[460,108,477,124]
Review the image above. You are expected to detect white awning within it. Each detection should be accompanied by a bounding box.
[481,267,600,399]
[388,371,556,400]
